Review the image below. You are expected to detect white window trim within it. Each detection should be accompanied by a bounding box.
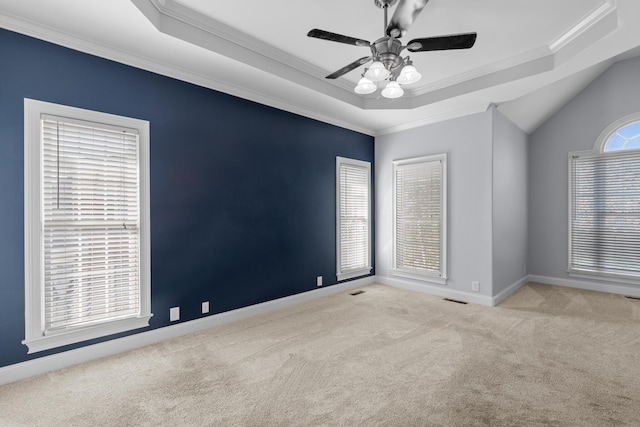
[336,157,372,281]
[568,114,640,284]
[568,146,640,285]
[392,153,448,285]
[23,99,152,354]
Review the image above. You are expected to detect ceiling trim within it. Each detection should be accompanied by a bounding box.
[0,10,374,136]
[375,103,492,136]
[409,1,618,99]
[130,0,363,107]
[131,0,619,112]
[0,0,622,137]
[551,0,618,66]
[550,0,616,53]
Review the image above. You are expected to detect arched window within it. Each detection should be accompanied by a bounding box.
[568,114,640,283]
[603,120,640,152]
[597,114,640,153]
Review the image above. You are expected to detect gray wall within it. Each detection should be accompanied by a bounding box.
[492,107,528,295]
[375,110,494,297]
[528,56,640,287]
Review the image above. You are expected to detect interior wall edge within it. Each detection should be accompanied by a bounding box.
[492,275,529,307]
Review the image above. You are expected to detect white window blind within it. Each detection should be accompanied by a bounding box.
[24,99,151,354]
[569,151,640,279]
[42,116,141,331]
[336,157,371,281]
[393,154,447,282]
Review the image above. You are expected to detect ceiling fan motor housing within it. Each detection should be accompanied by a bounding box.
[371,37,404,72]
[374,0,398,9]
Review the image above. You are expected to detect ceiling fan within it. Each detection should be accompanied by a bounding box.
[307,0,477,98]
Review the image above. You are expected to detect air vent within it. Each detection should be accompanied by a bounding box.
[443,298,467,305]
[350,290,366,296]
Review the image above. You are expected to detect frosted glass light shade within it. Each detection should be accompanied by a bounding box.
[397,65,422,85]
[364,61,390,82]
[354,77,376,94]
[381,81,404,99]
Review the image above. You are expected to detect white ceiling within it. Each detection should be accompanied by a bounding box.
[1,0,639,135]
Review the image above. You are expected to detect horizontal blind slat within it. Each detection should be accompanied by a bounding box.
[395,159,443,274]
[338,161,370,273]
[570,151,640,278]
[42,117,142,331]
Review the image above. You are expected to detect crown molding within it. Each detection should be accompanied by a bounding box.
[131,0,618,113]
[408,1,618,99]
[550,1,617,53]
[373,103,491,136]
[0,0,620,136]
[0,10,374,136]
[130,0,362,107]
[551,0,618,65]
[409,46,553,99]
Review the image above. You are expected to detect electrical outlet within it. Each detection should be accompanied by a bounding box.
[471,281,480,292]
[317,276,323,287]
[170,306,180,321]
[202,301,209,314]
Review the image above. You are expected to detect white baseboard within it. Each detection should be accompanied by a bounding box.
[0,277,374,386]
[492,275,529,306]
[528,274,640,298]
[378,275,494,306]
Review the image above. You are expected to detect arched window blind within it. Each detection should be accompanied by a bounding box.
[336,157,371,281]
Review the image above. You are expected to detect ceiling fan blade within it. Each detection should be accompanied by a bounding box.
[326,56,372,79]
[307,29,370,47]
[386,0,430,38]
[407,32,477,52]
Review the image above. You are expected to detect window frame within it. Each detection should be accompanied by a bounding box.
[567,113,640,285]
[23,99,152,354]
[392,153,448,284]
[336,156,372,281]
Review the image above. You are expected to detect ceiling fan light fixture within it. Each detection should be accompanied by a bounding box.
[381,80,403,99]
[397,64,422,85]
[308,0,477,100]
[365,61,390,82]
[354,76,377,94]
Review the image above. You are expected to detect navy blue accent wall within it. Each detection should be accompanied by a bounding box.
[0,28,374,368]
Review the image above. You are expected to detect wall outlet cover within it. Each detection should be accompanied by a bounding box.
[170,306,180,321]
[317,276,323,287]
[202,301,209,314]
[472,281,480,292]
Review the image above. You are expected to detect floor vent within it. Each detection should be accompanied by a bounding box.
[625,296,640,301]
[350,290,366,296]
[443,298,468,305]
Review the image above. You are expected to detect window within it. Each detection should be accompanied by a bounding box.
[23,99,152,353]
[393,154,447,283]
[336,157,371,281]
[569,115,640,283]
[602,119,640,152]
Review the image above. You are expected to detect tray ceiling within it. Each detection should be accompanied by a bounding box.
[0,0,639,134]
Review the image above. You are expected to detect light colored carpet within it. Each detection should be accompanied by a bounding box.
[1,282,640,426]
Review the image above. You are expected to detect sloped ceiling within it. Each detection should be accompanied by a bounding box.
[1,0,639,135]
